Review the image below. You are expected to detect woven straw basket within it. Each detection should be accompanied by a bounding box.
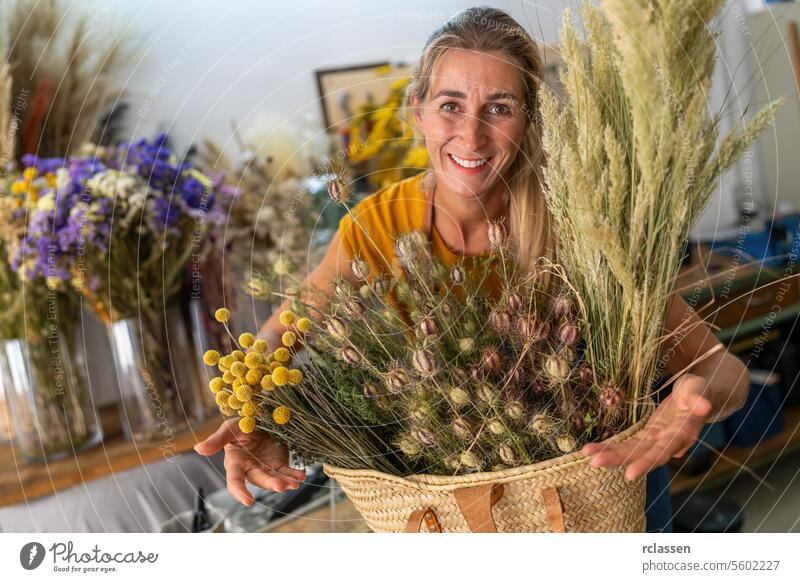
[324,407,652,533]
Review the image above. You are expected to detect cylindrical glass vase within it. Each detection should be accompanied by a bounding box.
[0,333,102,462]
[109,305,204,442]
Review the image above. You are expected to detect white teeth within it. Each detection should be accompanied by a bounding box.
[450,154,488,169]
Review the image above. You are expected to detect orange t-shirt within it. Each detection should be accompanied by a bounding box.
[337,171,503,299]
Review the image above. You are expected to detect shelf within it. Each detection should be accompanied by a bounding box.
[0,404,221,507]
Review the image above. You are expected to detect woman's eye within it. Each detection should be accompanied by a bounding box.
[487,103,511,116]
[440,102,459,113]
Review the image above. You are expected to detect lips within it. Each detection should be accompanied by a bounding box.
[447,153,492,173]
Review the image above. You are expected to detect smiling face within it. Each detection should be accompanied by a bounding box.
[412,48,529,202]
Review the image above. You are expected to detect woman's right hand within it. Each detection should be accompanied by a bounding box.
[194,418,307,506]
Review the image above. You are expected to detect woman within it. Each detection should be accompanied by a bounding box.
[195,7,750,532]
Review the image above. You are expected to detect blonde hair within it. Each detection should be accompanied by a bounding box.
[404,6,559,290]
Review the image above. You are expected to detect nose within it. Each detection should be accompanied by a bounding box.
[458,112,487,155]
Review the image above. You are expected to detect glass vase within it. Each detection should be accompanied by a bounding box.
[109,305,204,442]
[0,333,102,462]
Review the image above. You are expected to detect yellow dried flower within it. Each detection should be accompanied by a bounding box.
[244,352,265,368]
[219,404,235,417]
[235,384,253,401]
[278,310,295,326]
[272,406,291,425]
[239,416,256,433]
[296,317,312,332]
[239,333,255,348]
[230,361,247,378]
[269,360,282,372]
[260,375,275,391]
[215,391,230,406]
[227,394,244,410]
[273,347,291,363]
[281,331,297,347]
[252,339,268,353]
[209,377,226,393]
[271,366,290,386]
[288,369,303,384]
[241,402,258,417]
[202,350,220,366]
[214,308,231,323]
[222,371,235,384]
[231,350,245,362]
[219,355,234,368]
[22,167,38,181]
[245,369,262,385]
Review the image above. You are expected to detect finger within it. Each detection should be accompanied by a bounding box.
[246,467,291,492]
[683,392,712,418]
[273,465,307,488]
[194,418,241,456]
[226,462,253,506]
[588,438,653,468]
[623,441,674,481]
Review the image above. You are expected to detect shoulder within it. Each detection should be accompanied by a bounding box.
[337,172,426,259]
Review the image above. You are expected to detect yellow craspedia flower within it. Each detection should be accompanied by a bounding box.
[222,370,235,384]
[244,352,264,368]
[241,401,258,417]
[230,361,247,378]
[245,369,262,386]
[202,350,220,366]
[239,332,255,348]
[296,317,312,332]
[214,307,231,323]
[219,404,235,417]
[227,394,244,410]
[209,377,226,393]
[271,366,290,386]
[281,331,297,347]
[267,352,276,363]
[231,350,245,362]
[288,369,303,384]
[239,416,256,433]
[45,172,57,188]
[232,378,243,389]
[252,339,268,353]
[260,375,275,391]
[219,355,234,368]
[273,347,291,363]
[278,310,295,326]
[272,406,291,425]
[269,361,282,372]
[11,180,28,195]
[215,390,230,406]
[22,167,38,181]
[235,384,253,401]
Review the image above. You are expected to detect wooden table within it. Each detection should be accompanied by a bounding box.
[0,404,220,507]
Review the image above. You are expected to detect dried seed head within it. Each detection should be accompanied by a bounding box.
[398,434,422,456]
[498,443,519,467]
[528,413,555,435]
[458,337,475,354]
[450,265,466,285]
[489,418,506,435]
[363,382,380,399]
[492,463,510,472]
[372,275,392,296]
[561,346,577,363]
[350,256,370,280]
[335,279,353,298]
[451,417,475,440]
[395,231,427,265]
[409,399,431,421]
[343,297,366,318]
[385,367,410,393]
[577,363,595,384]
[340,346,360,365]
[505,400,525,420]
[556,433,577,453]
[489,308,513,334]
[412,348,437,376]
[558,320,580,344]
[570,410,587,431]
[416,316,439,339]
[544,354,570,380]
[487,218,509,250]
[481,347,501,372]
[477,382,498,404]
[449,386,470,407]
[325,316,350,340]
[328,177,351,204]
[460,450,481,469]
[516,316,538,339]
[552,293,573,317]
[599,382,623,409]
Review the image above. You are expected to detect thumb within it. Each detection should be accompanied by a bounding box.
[683,391,712,418]
[194,418,241,456]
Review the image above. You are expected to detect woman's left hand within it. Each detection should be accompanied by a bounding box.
[581,372,713,481]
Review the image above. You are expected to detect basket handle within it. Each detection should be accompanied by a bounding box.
[405,508,443,533]
[541,486,566,533]
[452,483,504,532]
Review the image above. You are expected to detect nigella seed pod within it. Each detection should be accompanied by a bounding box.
[516,316,538,338]
[363,382,380,399]
[372,275,390,296]
[385,367,409,393]
[506,366,522,386]
[350,256,370,280]
[556,434,577,453]
[340,346,360,365]
[395,231,426,264]
[450,265,466,285]
[489,418,505,435]
[325,316,350,340]
[440,302,453,318]
[599,382,623,409]
[505,400,525,420]
[451,417,474,440]
[487,218,509,250]
[412,349,437,376]
[552,294,573,318]
[328,177,350,204]
[577,364,595,384]
[544,354,570,380]
[477,382,498,404]
[562,346,577,363]
[335,279,353,298]
[470,365,485,382]
[398,435,422,456]
[570,411,586,431]
[531,377,548,394]
[528,413,554,435]
[460,450,481,469]
[558,321,580,344]
[452,368,469,385]
[489,308,512,334]
[409,400,431,421]
[507,292,524,312]
[481,347,501,372]
[449,387,470,407]
[458,337,475,354]
[533,321,551,341]
[417,316,439,338]
[498,443,519,467]
[343,297,366,318]
[492,463,510,472]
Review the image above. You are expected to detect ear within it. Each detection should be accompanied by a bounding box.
[410,94,425,132]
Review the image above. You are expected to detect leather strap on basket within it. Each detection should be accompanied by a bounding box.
[452,483,504,533]
[405,508,442,533]
[541,486,566,533]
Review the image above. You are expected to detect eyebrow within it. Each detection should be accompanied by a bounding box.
[431,89,521,104]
